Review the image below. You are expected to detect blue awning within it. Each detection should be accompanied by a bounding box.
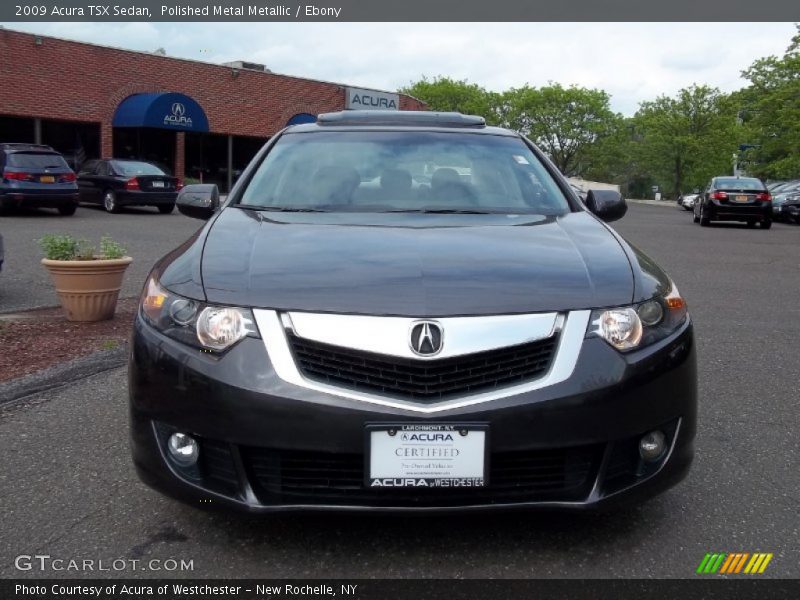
[286,113,317,126]
[113,92,209,132]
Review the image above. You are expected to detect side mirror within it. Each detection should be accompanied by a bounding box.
[177,184,220,220]
[585,189,627,222]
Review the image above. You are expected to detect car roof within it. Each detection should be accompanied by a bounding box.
[286,110,517,137]
[0,143,57,153]
[713,176,762,183]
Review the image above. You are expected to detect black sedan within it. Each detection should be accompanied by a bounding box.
[782,196,800,224]
[771,182,800,222]
[693,176,772,228]
[129,110,696,513]
[77,159,181,214]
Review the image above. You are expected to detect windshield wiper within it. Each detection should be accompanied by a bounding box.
[238,205,330,213]
[384,208,496,214]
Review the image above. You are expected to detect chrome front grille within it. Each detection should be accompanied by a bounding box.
[254,309,590,412]
[287,333,559,402]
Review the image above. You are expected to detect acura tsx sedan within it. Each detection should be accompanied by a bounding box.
[129,110,696,512]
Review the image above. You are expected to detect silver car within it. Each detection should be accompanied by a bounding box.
[680,194,698,210]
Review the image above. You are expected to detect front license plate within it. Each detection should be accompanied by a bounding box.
[734,195,749,202]
[366,423,487,488]
[151,181,165,188]
[39,175,55,183]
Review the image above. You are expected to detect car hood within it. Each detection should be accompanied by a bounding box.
[186,207,635,316]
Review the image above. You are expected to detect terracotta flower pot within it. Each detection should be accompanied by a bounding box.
[41,256,133,322]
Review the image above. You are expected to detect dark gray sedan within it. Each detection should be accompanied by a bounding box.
[77,159,181,214]
[129,110,696,513]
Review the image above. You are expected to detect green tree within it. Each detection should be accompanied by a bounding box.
[399,77,500,123]
[501,84,618,176]
[740,25,800,179]
[633,85,740,197]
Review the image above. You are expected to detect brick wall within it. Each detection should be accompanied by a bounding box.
[0,29,426,173]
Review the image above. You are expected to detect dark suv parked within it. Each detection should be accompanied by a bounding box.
[129,111,696,513]
[0,143,79,215]
[693,176,772,228]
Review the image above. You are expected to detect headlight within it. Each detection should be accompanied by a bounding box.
[140,276,259,351]
[588,284,687,352]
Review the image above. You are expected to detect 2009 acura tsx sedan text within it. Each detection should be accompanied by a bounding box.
[129,111,697,513]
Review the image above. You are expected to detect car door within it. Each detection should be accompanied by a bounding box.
[94,161,117,202]
[77,159,100,203]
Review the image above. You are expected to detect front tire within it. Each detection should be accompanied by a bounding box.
[157,203,175,215]
[103,190,120,214]
[57,203,77,216]
[761,219,772,230]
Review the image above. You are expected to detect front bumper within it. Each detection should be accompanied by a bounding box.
[129,314,697,513]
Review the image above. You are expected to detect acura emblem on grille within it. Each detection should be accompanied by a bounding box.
[409,321,443,356]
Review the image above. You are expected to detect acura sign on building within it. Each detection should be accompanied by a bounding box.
[345,87,399,111]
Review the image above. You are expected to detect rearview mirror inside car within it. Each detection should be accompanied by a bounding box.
[585,189,627,222]
[177,184,220,220]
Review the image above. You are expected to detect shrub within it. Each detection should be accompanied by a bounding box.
[39,234,126,261]
[100,236,126,259]
[39,234,80,261]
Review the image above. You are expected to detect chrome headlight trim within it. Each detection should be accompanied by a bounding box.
[140,276,259,352]
[587,284,688,352]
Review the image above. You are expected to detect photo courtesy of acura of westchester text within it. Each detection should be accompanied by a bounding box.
[1,0,799,593]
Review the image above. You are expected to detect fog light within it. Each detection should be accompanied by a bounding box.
[167,432,199,466]
[639,430,666,462]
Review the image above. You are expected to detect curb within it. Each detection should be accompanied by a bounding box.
[0,344,128,405]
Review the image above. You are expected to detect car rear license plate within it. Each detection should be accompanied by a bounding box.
[734,195,749,202]
[40,176,55,183]
[366,423,487,488]
[152,181,165,188]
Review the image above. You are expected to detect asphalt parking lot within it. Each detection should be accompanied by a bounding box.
[1,202,799,579]
[0,205,203,313]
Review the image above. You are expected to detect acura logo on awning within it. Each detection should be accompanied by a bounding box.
[164,102,192,127]
[409,321,443,356]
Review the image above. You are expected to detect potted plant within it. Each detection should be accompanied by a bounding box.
[39,234,132,322]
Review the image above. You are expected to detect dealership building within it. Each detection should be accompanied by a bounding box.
[0,28,426,190]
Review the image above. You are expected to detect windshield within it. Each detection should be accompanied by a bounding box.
[238,131,571,214]
[715,178,764,191]
[7,152,69,169]
[111,160,168,176]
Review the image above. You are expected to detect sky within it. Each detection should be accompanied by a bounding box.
[3,22,796,115]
